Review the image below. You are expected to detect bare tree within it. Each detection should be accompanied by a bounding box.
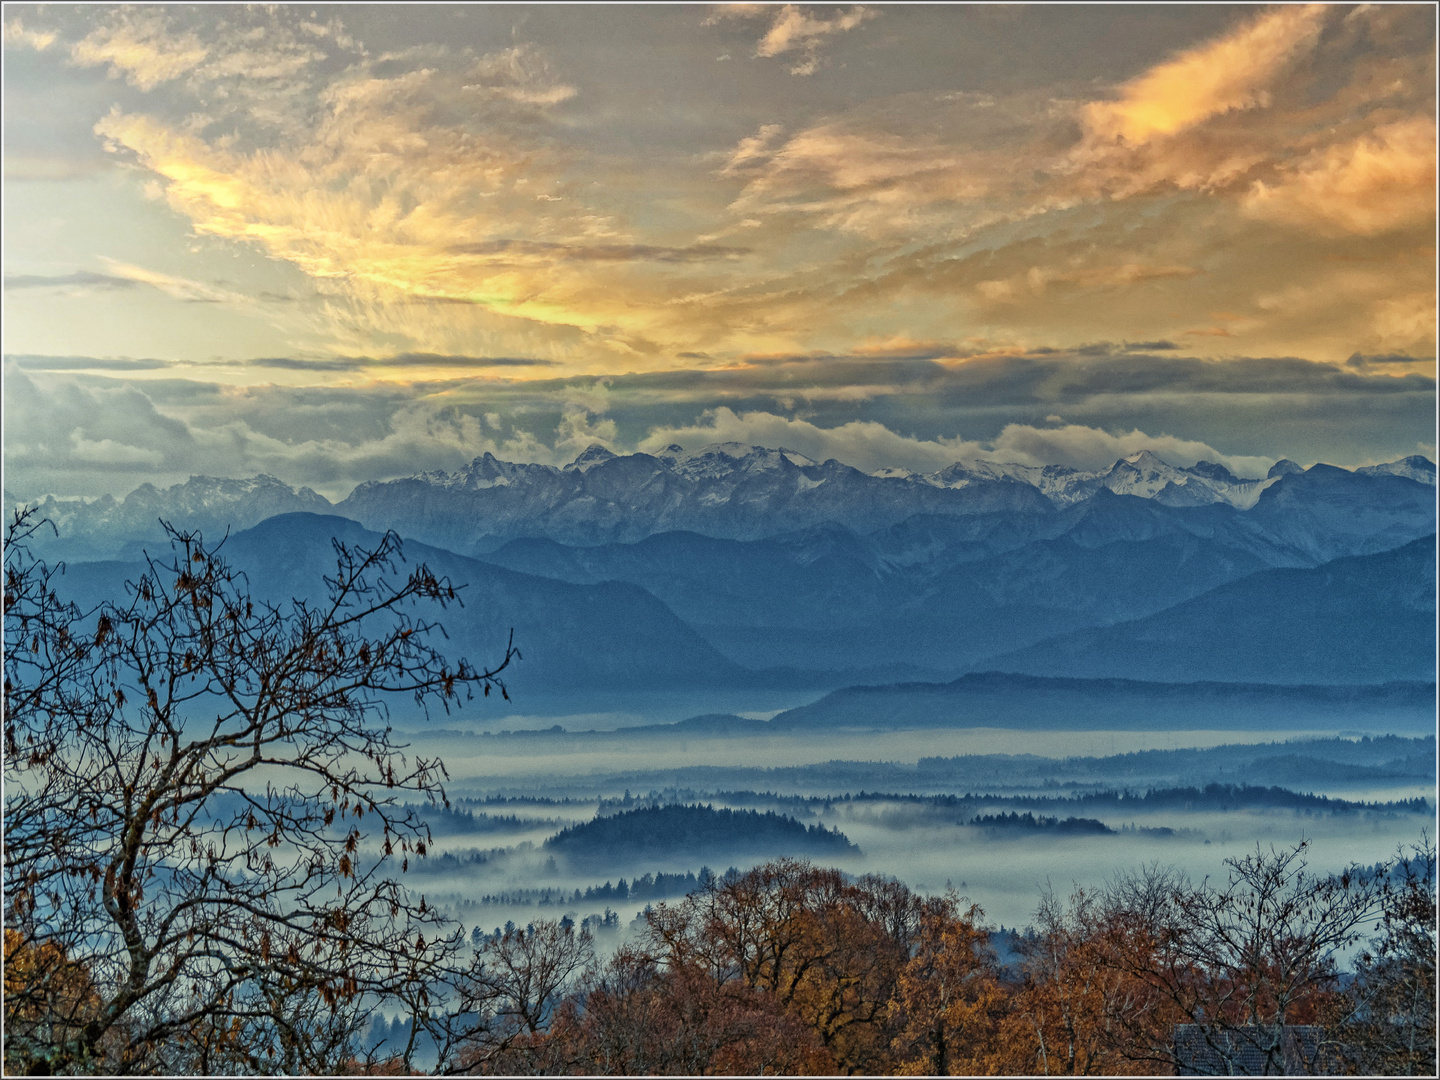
[3,509,515,1074]
[1100,840,1381,1075]
[445,918,595,1072]
[1331,836,1436,1075]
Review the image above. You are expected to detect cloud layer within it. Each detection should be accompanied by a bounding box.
[6,347,1431,500]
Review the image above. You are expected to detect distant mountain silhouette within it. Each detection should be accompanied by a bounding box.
[768,672,1435,732]
[478,481,1433,677]
[985,535,1436,684]
[21,447,1434,691]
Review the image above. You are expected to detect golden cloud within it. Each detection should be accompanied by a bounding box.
[91,71,733,361]
[1243,116,1437,235]
[707,3,876,76]
[31,5,1430,374]
[1080,5,1326,147]
[4,17,57,51]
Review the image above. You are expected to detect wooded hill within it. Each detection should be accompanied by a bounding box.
[543,804,857,866]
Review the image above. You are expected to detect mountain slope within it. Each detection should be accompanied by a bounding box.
[1244,466,1436,563]
[56,513,764,696]
[983,535,1437,684]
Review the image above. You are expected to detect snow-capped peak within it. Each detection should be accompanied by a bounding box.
[1355,456,1437,485]
[564,443,618,473]
[1267,459,1304,479]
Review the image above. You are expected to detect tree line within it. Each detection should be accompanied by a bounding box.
[451,844,1434,1076]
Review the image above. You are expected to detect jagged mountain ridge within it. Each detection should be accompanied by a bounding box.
[10,475,340,561]
[925,449,1276,508]
[339,443,1055,551]
[11,444,1433,560]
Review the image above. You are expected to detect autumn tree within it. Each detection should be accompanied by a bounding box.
[446,918,596,1071]
[887,894,1005,1076]
[636,859,958,1073]
[3,509,514,1074]
[998,881,1174,1075]
[464,939,836,1076]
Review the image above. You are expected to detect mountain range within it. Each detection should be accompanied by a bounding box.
[988,534,1436,684]
[52,513,756,699]
[13,443,1435,697]
[11,445,1434,560]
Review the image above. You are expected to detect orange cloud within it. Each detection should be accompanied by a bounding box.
[1081,5,1327,147]
[976,262,1198,306]
[708,3,875,76]
[1243,116,1437,235]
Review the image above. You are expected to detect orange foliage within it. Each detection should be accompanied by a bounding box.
[3,928,104,1073]
[888,899,1007,1075]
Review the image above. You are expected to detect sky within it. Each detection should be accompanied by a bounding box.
[2,3,1435,499]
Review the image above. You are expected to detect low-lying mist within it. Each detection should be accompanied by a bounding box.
[371,719,1434,938]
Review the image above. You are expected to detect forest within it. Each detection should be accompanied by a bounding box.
[544,804,858,865]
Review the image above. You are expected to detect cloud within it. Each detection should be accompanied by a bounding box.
[707,4,876,76]
[975,262,1198,306]
[1346,351,1434,371]
[1242,116,1437,235]
[9,6,1434,371]
[447,240,748,263]
[633,405,1271,476]
[5,354,171,371]
[68,8,209,91]
[718,93,1045,238]
[464,44,577,108]
[1080,5,1327,146]
[3,16,57,51]
[85,57,742,356]
[250,353,559,372]
[94,258,251,305]
[982,421,1272,477]
[4,271,139,292]
[638,406,969,472]
[5,347,1433,499]
[3,367,196,483]
[67,432,165,466]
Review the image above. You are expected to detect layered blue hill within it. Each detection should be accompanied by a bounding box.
[985,535,1436,684]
